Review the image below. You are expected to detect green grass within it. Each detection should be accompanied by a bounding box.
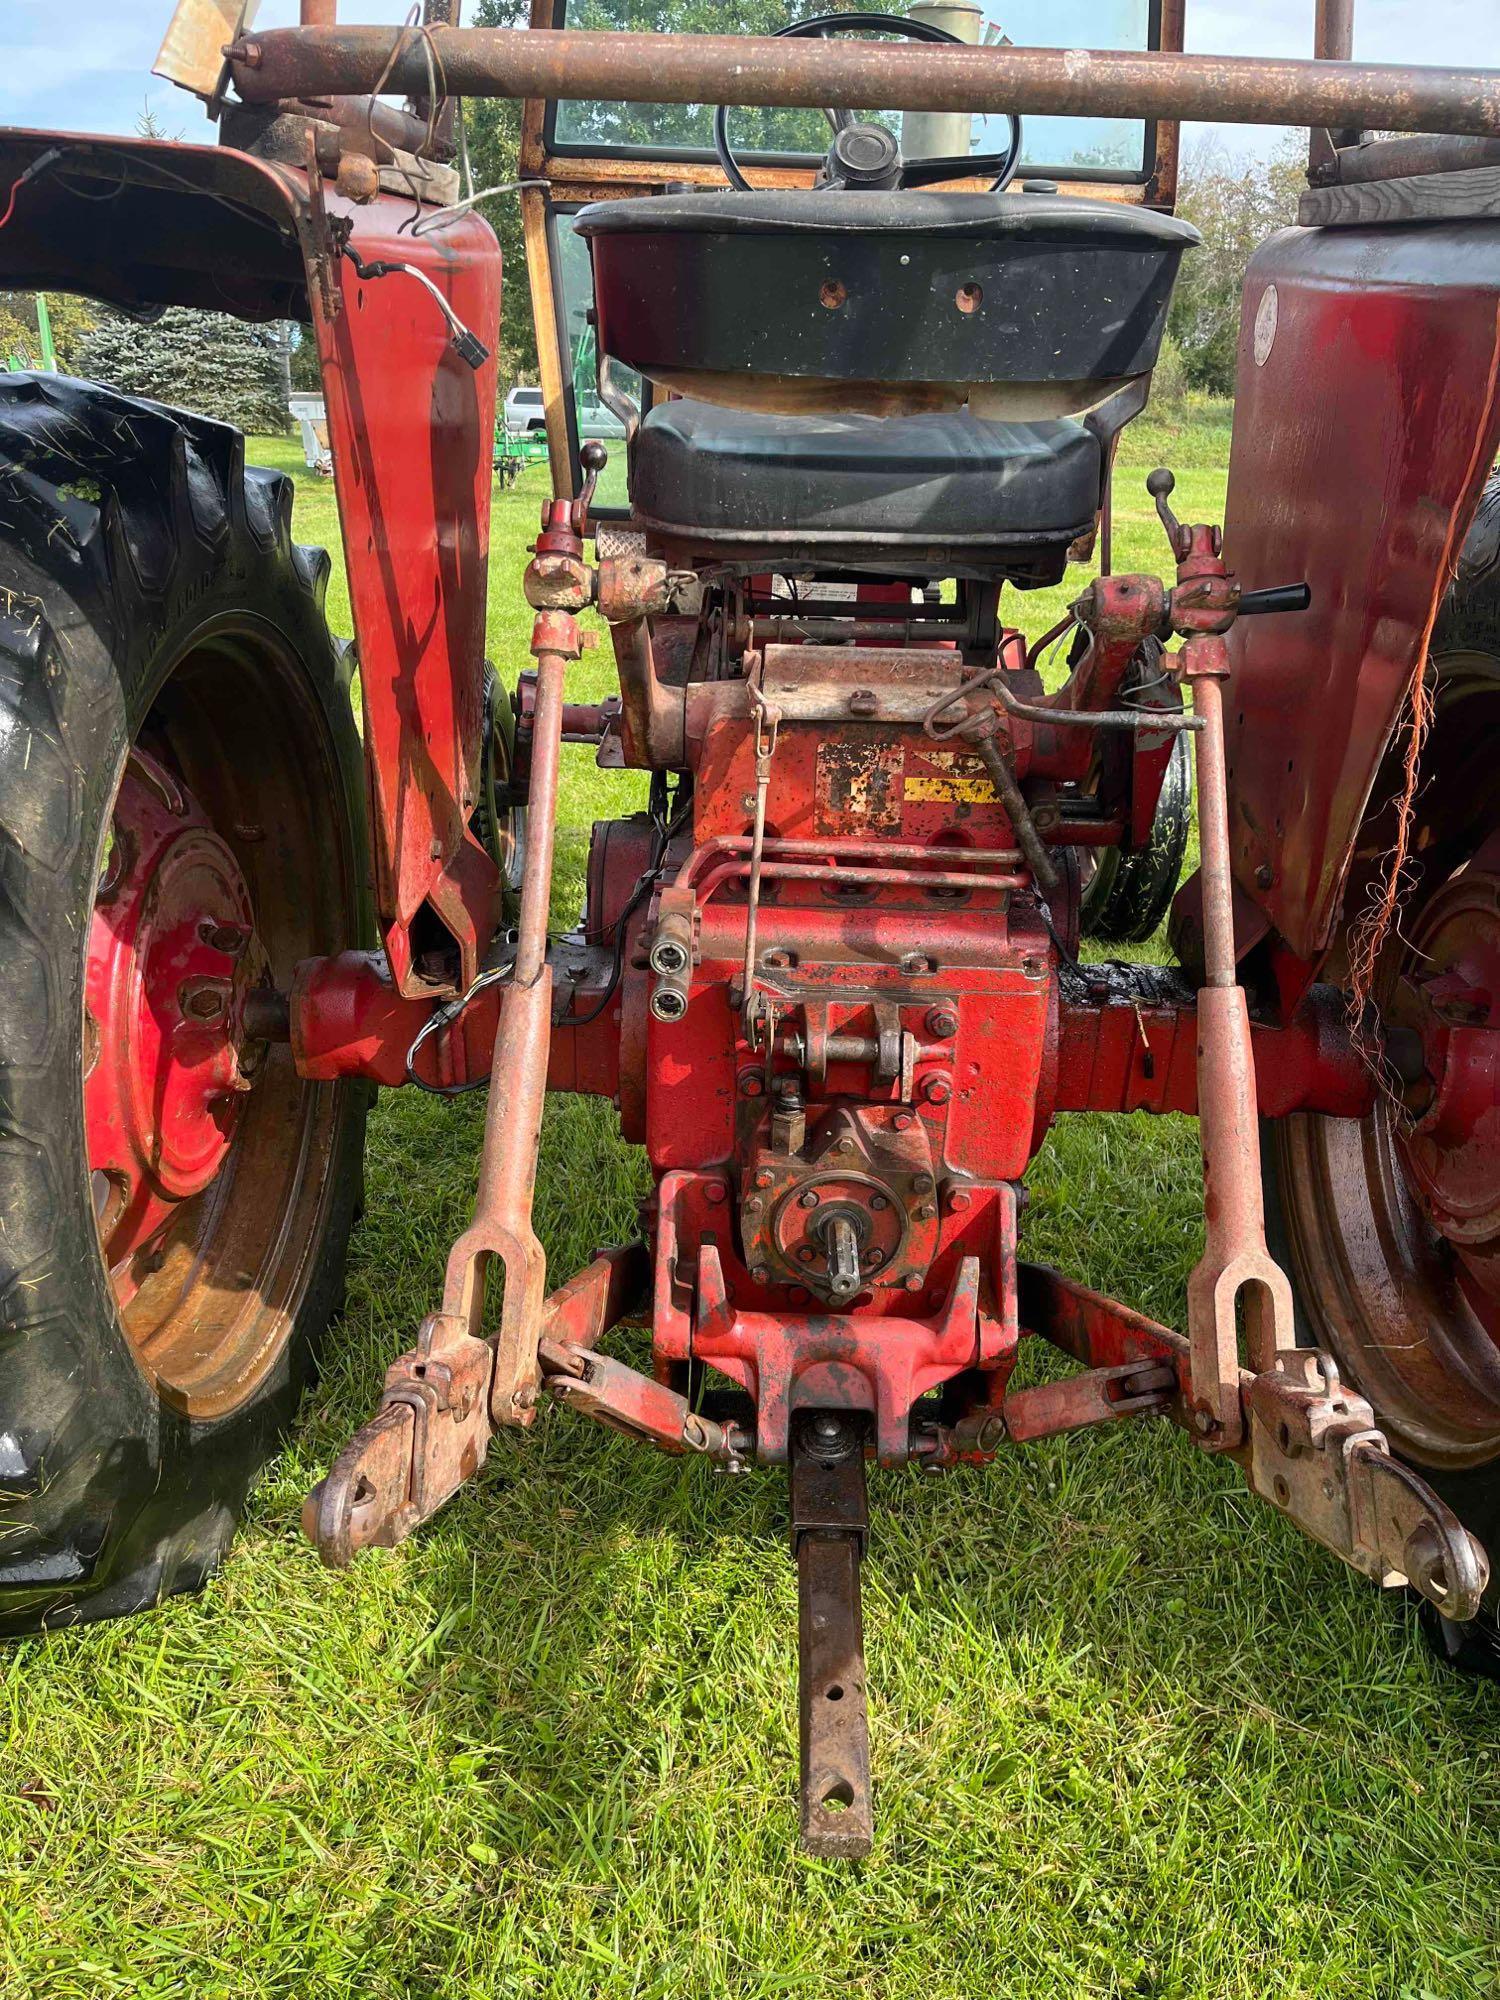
[5,404,1500,1999]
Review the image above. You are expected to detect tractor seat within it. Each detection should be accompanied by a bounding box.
[578,189,1199,420]
[627,399,1105,583]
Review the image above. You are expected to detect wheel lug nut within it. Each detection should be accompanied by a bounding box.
[200,919,250,957]
[179,978,230,1023]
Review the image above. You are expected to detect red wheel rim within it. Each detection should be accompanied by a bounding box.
[83,619,354,1421]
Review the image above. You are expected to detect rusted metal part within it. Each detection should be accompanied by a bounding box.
[972,733,1060,897]
[1018,1264,1488,1619]
[152,0,244,103]
[1244,1353,1488,1620]
[1021,1264,1190,1379]
[791,1413,873,1861]
[539,1244,650,1354]
[1310,0,1361,167]
[1182,629,1296,1449]
[609,618,686,769]
[306,1318,495,1567]
[927,1355,1177,1463]
[543,1341,750,1461]
[1002,1361,1177,1443]
[304,1246,646,1565]
[445,629,572,1429]
[226,28,1500,142]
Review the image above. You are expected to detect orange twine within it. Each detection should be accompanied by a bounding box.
[1345,657,1433,1075]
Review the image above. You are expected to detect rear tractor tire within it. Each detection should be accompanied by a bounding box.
[1263,471,1500,1673]
[1079,689,1193,944]
[0,374,369,1635]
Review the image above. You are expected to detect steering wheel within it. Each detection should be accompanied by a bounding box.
[712,12,1022,197]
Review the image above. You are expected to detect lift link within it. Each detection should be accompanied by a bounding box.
[541,1339,752,1465]
[1019,1265,1490,1622]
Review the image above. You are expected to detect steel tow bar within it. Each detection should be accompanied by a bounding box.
[790,1412,873,1860]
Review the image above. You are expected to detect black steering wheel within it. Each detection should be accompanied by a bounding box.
[712,12,1022,196]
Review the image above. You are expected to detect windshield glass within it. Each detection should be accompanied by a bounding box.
[551,1,1155,179]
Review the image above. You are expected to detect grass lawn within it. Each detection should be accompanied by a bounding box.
[5,406,1500,1999]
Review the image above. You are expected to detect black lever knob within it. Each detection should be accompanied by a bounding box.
[1146,467,1188,559]
[1237,582,1312,617]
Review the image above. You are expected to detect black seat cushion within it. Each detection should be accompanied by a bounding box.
[629,400,1101,563]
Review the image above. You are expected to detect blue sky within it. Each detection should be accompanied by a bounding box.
[0,0,1482,161]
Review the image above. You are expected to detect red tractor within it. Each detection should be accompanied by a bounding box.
[3,0,1500,1856]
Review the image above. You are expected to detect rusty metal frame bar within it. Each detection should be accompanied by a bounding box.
[227,26,1500,140]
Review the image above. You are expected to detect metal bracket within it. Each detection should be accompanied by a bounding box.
[790,1413,873,1860]
[304,1245,648,1567]
[1245,1354,1489,1619]
[542,1340,750,1465]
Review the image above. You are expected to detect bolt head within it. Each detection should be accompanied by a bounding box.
[798,1190,820,1210]
[903,1275,924,1293]
[754,1170,774,1191]
[179,980,229,1023]
[704,1180,727,1206]
[922,1075,952,1105]
[751,1265,771,1285]
[948,1188,972,1213]
[913,1174,934,1195]
[893,1112,914,1132]
[739,1070,764,1098]
[925,1005,959,1038]
[868,1192,888,1212]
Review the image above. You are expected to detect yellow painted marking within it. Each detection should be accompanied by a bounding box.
[903,752,996,803]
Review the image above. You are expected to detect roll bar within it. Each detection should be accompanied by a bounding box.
[224,24,1500,141]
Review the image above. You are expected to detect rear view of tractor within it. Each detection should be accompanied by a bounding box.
[3,0,1500,1857]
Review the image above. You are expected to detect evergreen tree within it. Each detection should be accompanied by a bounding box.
[75,307,290,434]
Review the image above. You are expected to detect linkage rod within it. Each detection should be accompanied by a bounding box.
[225,28,1500,140]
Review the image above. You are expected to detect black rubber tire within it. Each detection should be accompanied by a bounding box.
[1080,729,1193,944]
[1263,470,1500,1664]
[0,373,369,1635]
[471,661,526,909]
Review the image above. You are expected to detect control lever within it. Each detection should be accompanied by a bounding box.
[1146,465,1188,558]
[575,438,608,534]
[1237,582,1312,616]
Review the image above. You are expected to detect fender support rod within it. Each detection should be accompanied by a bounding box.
[226,30,1500,140]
